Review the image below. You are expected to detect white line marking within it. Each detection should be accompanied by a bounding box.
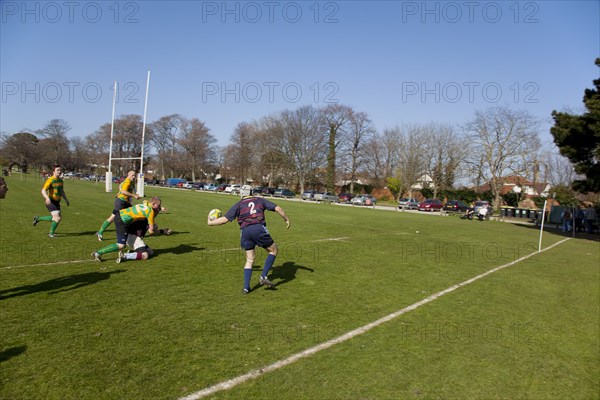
[203,237,351,253]
[312,237,350,242]
[0,259,91,270]
[178,238,571,400]
[1,237,350,269]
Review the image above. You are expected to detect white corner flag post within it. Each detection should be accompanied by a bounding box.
[106,81,117,192]
[136,70,150,198]
[538,199,548,252]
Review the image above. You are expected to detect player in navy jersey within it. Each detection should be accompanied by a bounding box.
[207,185,290,294]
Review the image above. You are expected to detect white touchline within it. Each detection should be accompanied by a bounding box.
[178,237,571,400]
[0,259,91,270]
[203,237,351,253]
[0,237,349,270]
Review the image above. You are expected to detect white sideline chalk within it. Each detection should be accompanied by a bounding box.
[179,238,571,400]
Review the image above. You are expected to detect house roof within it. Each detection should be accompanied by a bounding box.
[475,175,550,196]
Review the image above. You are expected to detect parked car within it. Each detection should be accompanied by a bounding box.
[443,200,469,212]
[251,186,264,195]
[183,181,200,189]
[216,184,229,192]
[351,195,376,206]
[166,178,186,187]
[204,183,218,191]
[418,198,443,211]
[261,187,276,196]
[398,197,419,210]
[314,192,338,202]
[338,193,354,203]
[273,188,295,198]
[301,190,316,200]
[473,200,491,215]
[227,184,241,194]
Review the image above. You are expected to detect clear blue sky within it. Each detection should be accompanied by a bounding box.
[1,1,598,148]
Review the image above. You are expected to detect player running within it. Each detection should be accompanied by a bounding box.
[96,170,140,241]
[33,165,70,238]
[207,185,290,294]
[92,196,162,261]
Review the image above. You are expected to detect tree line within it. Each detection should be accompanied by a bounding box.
[5,56,600,210]
[0,104,581,208]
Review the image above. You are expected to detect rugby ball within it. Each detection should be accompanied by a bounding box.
[208,208,222,221]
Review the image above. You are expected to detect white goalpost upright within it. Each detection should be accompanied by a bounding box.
[105,81,117,192]
[105,71,151,197]
[538,199,548,252]
[137,70,151,198]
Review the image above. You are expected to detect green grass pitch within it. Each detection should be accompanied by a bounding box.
[1,175,598,400]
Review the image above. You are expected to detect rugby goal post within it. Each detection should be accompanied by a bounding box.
[105,71,150,198]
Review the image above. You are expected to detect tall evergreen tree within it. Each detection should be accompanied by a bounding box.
[551,58,600,193]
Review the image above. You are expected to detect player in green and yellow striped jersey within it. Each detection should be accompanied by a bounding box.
[33,165,70,238]
[92,196,162,261]
[96,170,140,241]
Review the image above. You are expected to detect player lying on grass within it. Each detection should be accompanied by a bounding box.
[92,196,162,262]
[96,170,140,241]
[115,220,172,263]
[207,185,290,294]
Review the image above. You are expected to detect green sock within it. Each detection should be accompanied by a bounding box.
[98,220,111,235]
[50,221,58,234]
[98,243,120,255]
[38,215,53,221]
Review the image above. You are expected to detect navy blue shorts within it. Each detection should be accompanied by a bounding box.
[114,215,128,245]
[112,199,131,216]
[46,199,61,213]
[240,224,274,250]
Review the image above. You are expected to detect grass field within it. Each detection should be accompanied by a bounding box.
[1,174,598,400]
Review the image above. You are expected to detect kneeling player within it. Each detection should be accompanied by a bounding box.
[116,220,171,263]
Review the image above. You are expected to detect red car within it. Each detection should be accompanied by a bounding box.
[418,198,443,211]
[338,193,354,203]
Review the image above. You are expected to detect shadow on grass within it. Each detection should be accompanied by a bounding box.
[0,346,27,363]
[269,261,315,288]
[154,243,205,255]
[0,270,126,300]
[59,230,99,237]
[155,230,190,237]
[511,222,600,243]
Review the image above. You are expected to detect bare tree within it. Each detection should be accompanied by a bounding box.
[279,106,327,193]
[0,132,40,172]
[321,104,352,191]
[69,136,91,172]
[36,119,71,166]
[420,123,464,198]
[85,123,111,174]
[178,117,216,181]
[541,150,576,187]
[227,122,255,184]
[464,106,540,208]
[149,114,184,180]
[363,127,403,188]
[251,117,290,187]
[395,125,428,198]
[340,111,375,193]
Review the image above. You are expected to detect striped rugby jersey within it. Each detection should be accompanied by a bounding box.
[116,177,135,202]
[119,201,157,226]
[42,176,64,202]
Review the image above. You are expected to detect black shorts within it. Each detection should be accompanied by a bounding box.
[126,219,148,237]
[114,215,128,245]
[46,199,61,213]
[112,199,132,216]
